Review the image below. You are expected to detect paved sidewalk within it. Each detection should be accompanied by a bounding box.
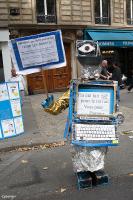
[0,89,132,151]
[0,140,133,200]
[0,92,67,151]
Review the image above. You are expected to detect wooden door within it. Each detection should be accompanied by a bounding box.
[27,43,71,94]
[27,72,44,94]
[52,43,71,91]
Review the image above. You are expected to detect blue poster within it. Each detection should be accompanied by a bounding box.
[9,30,66,74]
[0,82,24,139]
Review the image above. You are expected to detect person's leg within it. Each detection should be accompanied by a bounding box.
[128,78,133,91]
[128,84,133,91]
[117,86,120,101]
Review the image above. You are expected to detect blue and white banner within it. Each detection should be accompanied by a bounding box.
[9,30,66,75]
[0,82,24,139]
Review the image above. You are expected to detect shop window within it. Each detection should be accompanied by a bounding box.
[36,0,57,23]
[127,0,133,25]
[94,0,110,24]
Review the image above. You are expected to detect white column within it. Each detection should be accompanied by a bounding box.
[44,0,47,15]
[100,0,103,18]
[1,42,12,81]
[71,42,77,79]
[131,0,133,19]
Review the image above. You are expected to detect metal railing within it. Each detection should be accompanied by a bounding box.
[127,18,133,25]
[37,13,57,23]
[95,17,110,24]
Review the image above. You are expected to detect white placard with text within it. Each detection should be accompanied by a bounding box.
[77,92,111,115]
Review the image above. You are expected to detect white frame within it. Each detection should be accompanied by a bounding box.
[130,0,133,20]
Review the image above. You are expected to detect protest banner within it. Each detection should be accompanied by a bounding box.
[9,30,66,98]
[9,30,66,75]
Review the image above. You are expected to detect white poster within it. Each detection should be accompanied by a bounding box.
[1,119,16,137]
[9,31,66,75]
[17,35,59,69]
[0,84,9,101]
[8,41,41,75]
[14,117,24,134]
[77,92,110,115]
[7,82,19,99]
[10,99,21,117]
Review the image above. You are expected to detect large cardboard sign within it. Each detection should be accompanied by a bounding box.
[0,82,24,139]
[9,30,66,74]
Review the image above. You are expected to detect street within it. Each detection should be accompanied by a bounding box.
[0,140,133,200]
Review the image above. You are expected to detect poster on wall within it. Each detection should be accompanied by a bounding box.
[9,30,66,75]
[0,84,9,101]
[0,82,24,139]
[1,119,16,138]
[14,117,24,135]
[7,82,20,99]
[10,99,21,117]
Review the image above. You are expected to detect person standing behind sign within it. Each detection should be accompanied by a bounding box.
[100,60,112,80]
[127,69,133,92]
[111,62,122,101]
[9,67,26,105]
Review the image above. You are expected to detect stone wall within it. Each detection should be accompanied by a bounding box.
[0,0,34,26]
[0,0,131,28]
[59,0,93,25]
[112,0,125,24]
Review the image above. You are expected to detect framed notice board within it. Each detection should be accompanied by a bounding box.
[9,30,66,73]
[0,82,24,139]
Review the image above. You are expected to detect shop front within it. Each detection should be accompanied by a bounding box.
[84,29,133,76]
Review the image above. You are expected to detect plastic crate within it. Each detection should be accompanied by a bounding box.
[76,170,109,190]
[94,170,109,186]
[77,171,92,190]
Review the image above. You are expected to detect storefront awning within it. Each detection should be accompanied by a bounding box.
[85,30,133,47]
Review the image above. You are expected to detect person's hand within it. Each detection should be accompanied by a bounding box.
[107,75,112,80]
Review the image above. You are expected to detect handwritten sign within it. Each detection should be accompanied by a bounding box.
[77,91,111,115]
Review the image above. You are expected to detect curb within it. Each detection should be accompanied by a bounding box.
[0,140,66,153]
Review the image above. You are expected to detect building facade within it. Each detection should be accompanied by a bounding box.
[0,0,133,93]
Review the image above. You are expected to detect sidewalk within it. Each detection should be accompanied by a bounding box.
[0,92,67,152]
[0,89,132,152]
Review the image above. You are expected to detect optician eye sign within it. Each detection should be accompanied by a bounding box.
[77,40,98,56]
[78,43,95,54]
